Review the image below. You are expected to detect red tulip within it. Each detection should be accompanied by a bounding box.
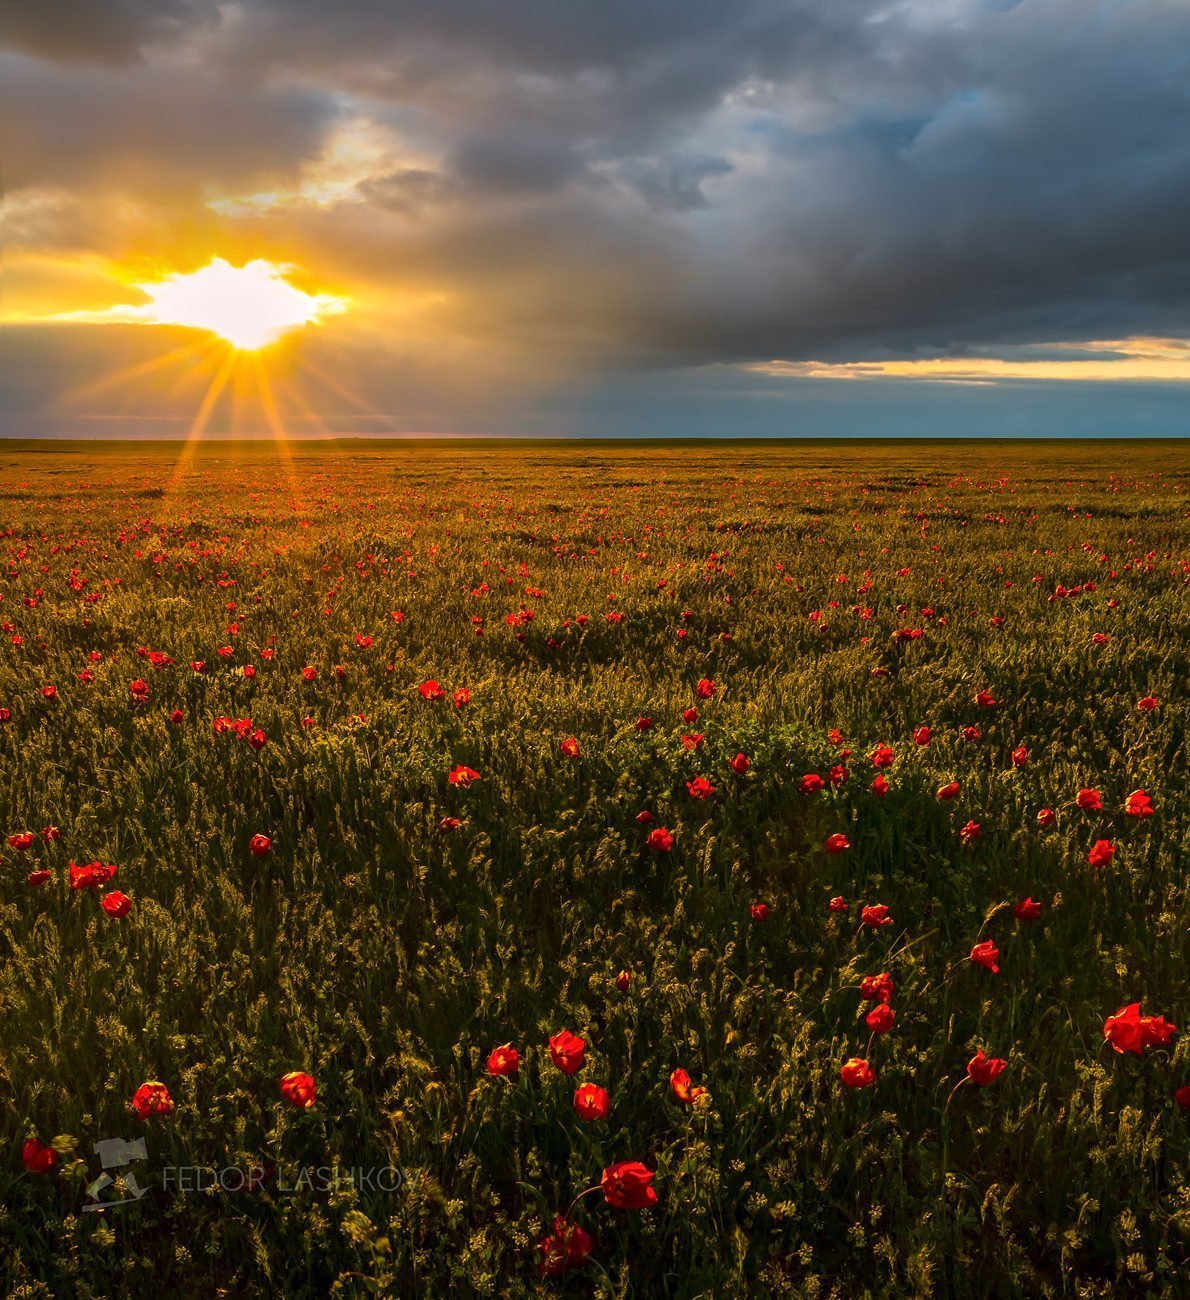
[487,1044,519,1078]
[21,1138,59,1174]
[967,1049,1007,1086]
[1014,897,1042,921]
[548,1030,586,1076]
[573,1083,611,1121]
[840,1057,876,1089]
[601,1161,658,1209]
[101,891,132,917]
[860,972,894,1003]
[670,1068,707,1105]
[865,1004,895,1034]
[131,1080,174,1120]
[1087,839,1116,868]
[824,833,850,854]
[538,1216,593,1277]
[970,939,1000,973]
[646,826,674,852]
[249,834,272,857]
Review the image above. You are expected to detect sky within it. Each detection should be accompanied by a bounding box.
[2,0,1189,439]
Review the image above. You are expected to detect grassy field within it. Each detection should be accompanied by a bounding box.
[1,439,1187,1298]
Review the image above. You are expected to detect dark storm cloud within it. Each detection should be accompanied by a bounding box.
[5,0,1190,371]
[0,0,209,64]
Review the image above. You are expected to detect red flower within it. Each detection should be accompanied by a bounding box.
[560,736,581,758]
[7,831,35,851]
[680,732,704,750]
[865,1004,895,1034]
[1036,807,1056,827]
[828,896,849,913]
[860,904,892,929]
[27,869,51,887]
[452,688,470,708]
[912,726,931,746]
[129,679,149,700]
[1175,1084,1190,1110]
[871,774,890,797]
[799,773,825,795]
[860,972,894,1003]
[686,775,715,800]
[69,860,117,890]
[548,1030,586,1076]
[601,1161,658,1209]
[1124,789,1153,818]
[1076,787,1102,811]
[634,809,654,824]
[249,834,272,857]
[131,1081,174,1120]
[487,1044,519,1078]
[670,1068,707,1104]
[1010,746,1029,768]
[248,729,267,751]
[961,726,982,742]
[615,969,632,992]
[1087,839,1116,868]
[538,1216,593,1277]
[635,715,653,732]
[959,820,981,844]
[869,744,895,769]
[1014,897,1042,921]
[573,1083,611,1121]
[824,833,850,854]
[21,1138,59,1174]
[967,1050,1007,1086]
[419,679,445,701]
[448,765,481,787]
[936,781,960,801]
[646,826,674,853]
[101,891,132,918]
[438,816,461,831]
[975,689,997,707]
[970,940,1000,973]
[41,685,58,700]
[840,1058,876,1089]
[682,706,699,724]
[729,752,750,774]
[695,677,716,699]
[1136,695,1159,712]
[1104,1003,1178,1056]
[280,1070,317,1108]
[301,666,317,682]
[42,825,61,843]
[750,901,769,922]
[169,709,184,724]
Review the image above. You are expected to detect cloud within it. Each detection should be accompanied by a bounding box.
[3,0,1190,408]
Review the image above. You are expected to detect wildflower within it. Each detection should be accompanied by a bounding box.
[1014,897,1042,921]
[686,775,715,800]
[1076,788,1103,811]
[22,1138,59,1174]
[800,773,825,794]
[280,1071,317,1109]
[573,1083,611,1121]
[448,765,481,787]
[1087,839,1116,868]
[729,752,750,774]
[860,972,894,1003]
[1103,1003,1177,1056]
[560,736,581,758]
[419,680,445,701]
[249,834,272,856]
[936,781,960,801]
[646,826,674,852]
[824,833,850,854]
[1037,807,1055,827]
[548,1030,586,1076]
[970,940,1000,973]
[750,902,769,922]
[959,820,982,844]
[865,1004,895,1034]
[670,1068,707,1104]
[1124,789,1153,818]
[131,1081,174,1120]
[601,1161,658,1209]
[967,1050,1007,1086]
[615,970,632,992]
[860,904,892,928]
[539,1217,593,1277]
[695,678,716,699]
[101,891,132,917]
[1010,746,1029,767]
[840,1058,876,1088]
[487,1044,519,1078]
[828,896,849,913]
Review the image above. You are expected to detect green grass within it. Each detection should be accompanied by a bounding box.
[1,439,1187,1297]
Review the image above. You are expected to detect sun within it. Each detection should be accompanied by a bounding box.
[133,258,346,350]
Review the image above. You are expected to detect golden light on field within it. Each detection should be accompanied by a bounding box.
[133,259,346,350]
